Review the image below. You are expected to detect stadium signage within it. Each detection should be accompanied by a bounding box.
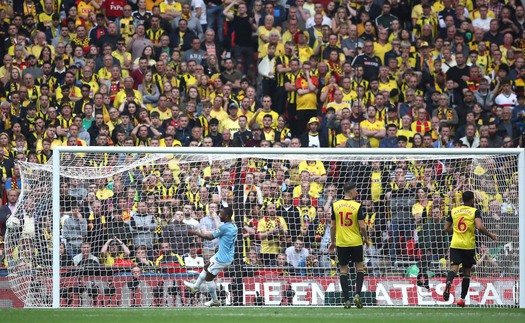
[0,277,517,307]
[239,278,517,306]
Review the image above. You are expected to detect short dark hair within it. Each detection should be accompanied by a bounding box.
[343,181,357,193]
[462,191,474,203]
[222,206,233,219]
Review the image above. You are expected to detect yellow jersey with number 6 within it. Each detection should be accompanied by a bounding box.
[331,199,364,247]
[448,205,481,250]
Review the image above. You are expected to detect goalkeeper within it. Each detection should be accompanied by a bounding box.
[443,191,497,307]
[184,207,237,307]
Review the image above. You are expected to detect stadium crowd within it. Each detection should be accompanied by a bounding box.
[0,0,521,283]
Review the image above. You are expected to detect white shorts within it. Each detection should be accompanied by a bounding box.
[207,255,232,276]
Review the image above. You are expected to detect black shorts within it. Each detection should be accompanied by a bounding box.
[450,248,476,269]
[337,246,364,266]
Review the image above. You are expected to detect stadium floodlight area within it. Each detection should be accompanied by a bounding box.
[4,147,524,308]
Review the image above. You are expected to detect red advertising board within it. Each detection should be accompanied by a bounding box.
[0,276,518,307]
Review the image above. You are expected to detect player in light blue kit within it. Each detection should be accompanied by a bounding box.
[184,206,237,307]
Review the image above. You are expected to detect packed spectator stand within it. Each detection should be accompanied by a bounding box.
[0,0,521,301]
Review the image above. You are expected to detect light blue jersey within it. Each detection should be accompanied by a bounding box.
[212,222,238,263]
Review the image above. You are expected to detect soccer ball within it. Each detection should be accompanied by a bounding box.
[6,216,21,229]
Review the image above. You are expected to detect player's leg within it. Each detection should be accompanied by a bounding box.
[340,264,350,305]
[337,247,352,308]
[444,248,463,301]
[353,246,365,309]
[457,250,475,307]
[443,264,458,301]
[355,262,365,296]
[417,253,430,289]
[204,271,219,305]
[204,256,230,306]
[184,263,211,293]
[457,267,471,307]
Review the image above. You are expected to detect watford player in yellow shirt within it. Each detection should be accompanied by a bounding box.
[443,191,496,307]
[329,181,368,309]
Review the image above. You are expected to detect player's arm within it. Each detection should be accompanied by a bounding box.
[329,205,336,253]
[444,211,453,233]
[188,229,215,241]
[475,211,497,241]
[357,206,368,245]
[329,219,336,244]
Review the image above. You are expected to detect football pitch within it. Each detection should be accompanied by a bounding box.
[2,307,525,323]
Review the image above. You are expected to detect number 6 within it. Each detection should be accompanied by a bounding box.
[457,216,467,232]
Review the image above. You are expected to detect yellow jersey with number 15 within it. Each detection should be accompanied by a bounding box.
[331,199,364,247]
[448,205,481,250]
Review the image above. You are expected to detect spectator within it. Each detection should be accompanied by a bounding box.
[257,203,288,265]
[131,246,155,270]
[181,37,206,64]
[199,203,221,262]
[155,242,185,273]
[100,237,131,266]
[62,202,88,256]
[106,211,133,246]
[386,168,415,264]
[300,117,328,148]
[59,242,74,268]
[417,206,449,289]
[183,244,204,269]
[127,24,154,61]
[285,238,309,271]
[379,124,398,148]
[161,209,192,256]
[361,106,386,148]
[130,201,157,251]
[73,242,100,266]
[460,123,480,148]
[346,123,371,148]
[245,247,263,266]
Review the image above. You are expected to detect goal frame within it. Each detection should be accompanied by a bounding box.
[49,146,525,308]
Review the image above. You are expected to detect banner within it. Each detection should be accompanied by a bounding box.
[0,276,518,307]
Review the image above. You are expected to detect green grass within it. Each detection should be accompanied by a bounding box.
[2,308,525,323]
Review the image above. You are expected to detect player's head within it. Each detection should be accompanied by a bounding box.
[462,191,475,205]
[343,182,357,197]
[220,206,233,222]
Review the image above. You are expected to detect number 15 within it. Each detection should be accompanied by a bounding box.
[339,211,354,227]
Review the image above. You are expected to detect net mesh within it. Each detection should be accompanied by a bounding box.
[4,150,520,307]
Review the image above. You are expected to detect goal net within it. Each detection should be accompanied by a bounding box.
[4,147,523,308]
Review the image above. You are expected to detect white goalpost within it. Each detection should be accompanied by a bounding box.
[3,147,524,308]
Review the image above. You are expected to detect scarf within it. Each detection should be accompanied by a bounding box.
[182,11,191,20]
[315,219,326,241]
[264,216,278,240]
[437,107,453,121]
